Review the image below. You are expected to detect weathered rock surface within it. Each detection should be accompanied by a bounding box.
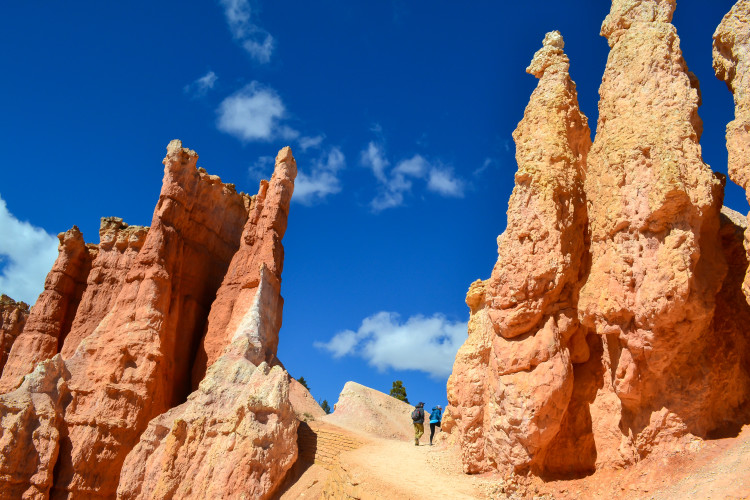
[0,295,29,376]
[191,146,297,386]
[0,355,68,499]
[50,140,252,498]
[579,0,735,458]
[117,267,298,500]
[60,217,148,358]
[446,31,591,475]
[0,228,92,393]
[714,0,750,302]
[289,377,326,421]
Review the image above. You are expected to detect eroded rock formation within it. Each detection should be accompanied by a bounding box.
[118,267,298,500]
[0,295,29,376]
[446,0,750,477]
[0,228,92,393]
[714,0,750,302]
[445,31,591,474]
[0,140,300,498]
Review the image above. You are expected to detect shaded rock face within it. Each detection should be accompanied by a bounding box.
[446,31,591,475]
[0,140,298,499]
[117,268,298,500]
[714,0,750,302]
[191,146,297,386]
[0,295,29,376]
[0,228,92,393]
[446,0,750,477]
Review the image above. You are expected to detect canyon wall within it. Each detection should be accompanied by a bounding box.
[0,295,29,375]
[0,141,299,499]
[446,0,750,477]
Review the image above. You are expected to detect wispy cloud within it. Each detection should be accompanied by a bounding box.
[217,82,298,142]
[315,311,467,379]
[248,155,275,182]
[0,196,59,304]
[184,71,218,98]
[294,147,346,205]
[360,141,465,212]
[298,135,325,152]
[220,0,275,64]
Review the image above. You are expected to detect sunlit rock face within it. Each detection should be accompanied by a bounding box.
[0,140,300,498]
[0,295,29,376]
[714,0,750,302]
[446,31,591,475]
[0,227,92,393]
[446,0,750,477]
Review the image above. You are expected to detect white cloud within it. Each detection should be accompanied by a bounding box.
[184,71,218,97]
[298,135,325,152]
[315,311,467,379]
[0,196,59,304]
[360,142,465,212]
[427,166,464,197]
[294,147,346,204]
[220,0,275,64]
[217,82,299,142]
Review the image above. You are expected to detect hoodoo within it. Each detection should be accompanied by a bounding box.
[445,30,591,475]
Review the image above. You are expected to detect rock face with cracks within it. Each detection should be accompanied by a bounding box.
[579,0,736,457]
[0,355,68,499]
[117,267,298,500]
[714,0,750,302]
[446,31,591,475]
[0,295,29,376]
[0,140,299,498]
[0,228,92,393]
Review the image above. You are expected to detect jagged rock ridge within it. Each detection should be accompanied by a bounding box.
[0,141,300,499]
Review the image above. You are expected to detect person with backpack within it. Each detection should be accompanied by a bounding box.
[429,405,442,445]
[411,402,426,446]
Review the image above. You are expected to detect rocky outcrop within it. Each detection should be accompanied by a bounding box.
[60,217,148,358]
[191,146,297,385]
[51,140,252,498]
[0,295,29,376]
[0,355,68,499]
[0,228,92,393]
[714,0,750,302]
[117,268,298,500]
[445,31,591,474]
[579,0,733,458]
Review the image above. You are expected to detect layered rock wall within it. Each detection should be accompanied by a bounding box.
[0,295,29,376]
[446,31,591,474]
[714,0,750,302]
[0,228,92,393]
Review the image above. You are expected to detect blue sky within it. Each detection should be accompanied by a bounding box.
[0,0,744,410]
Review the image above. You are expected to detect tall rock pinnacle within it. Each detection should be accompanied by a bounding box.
[445,31,591,475]
[578,0,729,455]
[714,0,750,302]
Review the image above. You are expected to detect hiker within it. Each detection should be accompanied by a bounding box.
[429,405,442,445]
[411,402,426,446]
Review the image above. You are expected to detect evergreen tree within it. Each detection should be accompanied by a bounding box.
[320,399,331,414]
[389,380,409,403]
[297,376,310,391]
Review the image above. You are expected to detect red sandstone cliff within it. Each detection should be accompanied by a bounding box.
[0,295,29,376]
[0,140,299,499]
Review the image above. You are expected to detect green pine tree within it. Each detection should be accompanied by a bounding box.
[320,399,332,414]
[297,376,310,391]
[389,380,409,404]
